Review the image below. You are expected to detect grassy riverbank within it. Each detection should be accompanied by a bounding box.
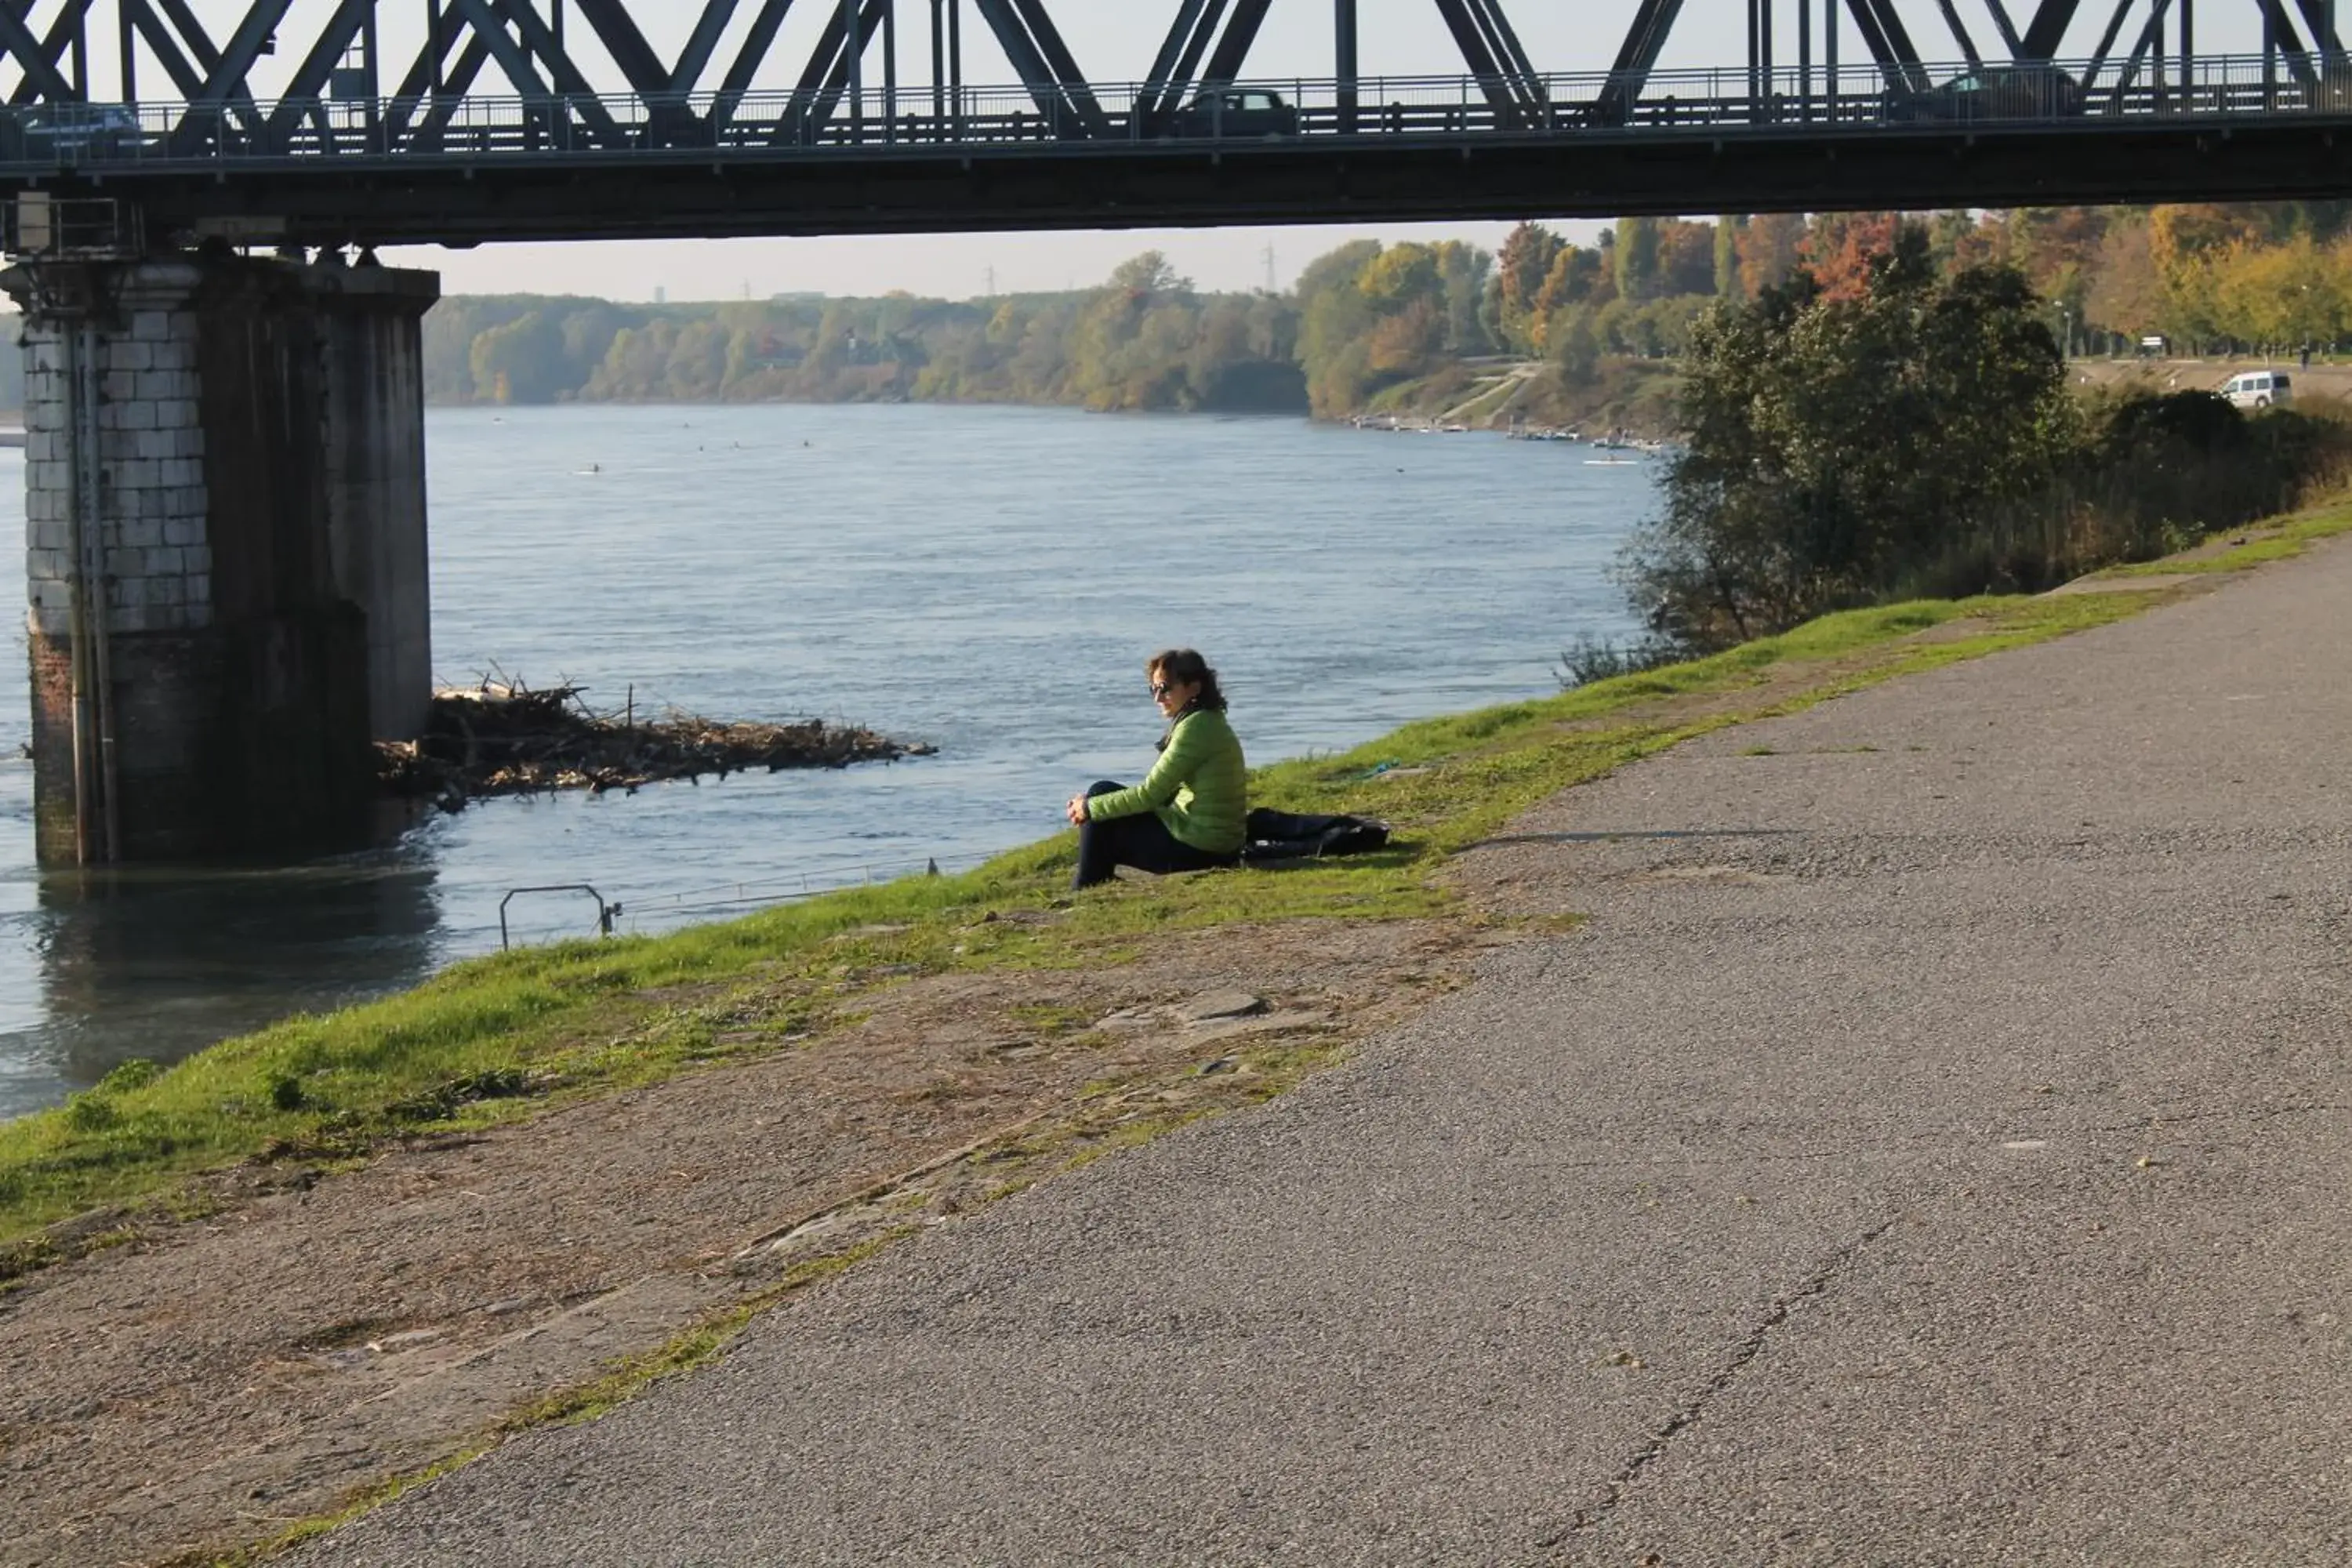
[4,502,2347,1272]
[1358,356,1680,437]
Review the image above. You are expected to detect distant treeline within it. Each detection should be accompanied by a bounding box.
[423,202,2352,423]
[2,201,2345,424]
[423,230,1704,417]
[426,255,1312,415]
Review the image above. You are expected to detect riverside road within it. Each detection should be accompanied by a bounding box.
[303,544,2352,1565]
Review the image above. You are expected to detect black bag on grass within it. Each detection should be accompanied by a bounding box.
[1240,808,1391,864]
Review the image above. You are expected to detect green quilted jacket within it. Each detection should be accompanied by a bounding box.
[1083,707,1247,854]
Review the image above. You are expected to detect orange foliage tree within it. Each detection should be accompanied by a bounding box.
[1737,212,1807,296]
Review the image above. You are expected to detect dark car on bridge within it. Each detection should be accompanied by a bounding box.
[1882,64,2084,124]
[1172,88,1301,139]
[2,103,158,162]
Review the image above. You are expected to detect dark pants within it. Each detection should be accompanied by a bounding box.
[1073,781,1237,890]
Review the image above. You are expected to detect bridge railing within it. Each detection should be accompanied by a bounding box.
[0,53,2344,169]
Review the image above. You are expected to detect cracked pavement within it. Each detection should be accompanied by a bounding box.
[302,543,2352,1566]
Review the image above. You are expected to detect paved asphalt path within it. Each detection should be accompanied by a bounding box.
[306,546,2352,1566]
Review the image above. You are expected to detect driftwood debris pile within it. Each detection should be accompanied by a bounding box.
[379,680,931,811]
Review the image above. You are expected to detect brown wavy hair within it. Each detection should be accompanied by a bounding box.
[1146,648,1227,713]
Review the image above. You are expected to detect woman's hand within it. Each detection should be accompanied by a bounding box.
[1065,795,1090,826]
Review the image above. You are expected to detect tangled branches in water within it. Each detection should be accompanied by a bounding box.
[377,678,932,813]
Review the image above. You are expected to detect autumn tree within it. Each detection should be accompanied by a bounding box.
[1801,212,1904,301]
[1358,243,1441,311]
[1494,221,1566,354]
[2212,235,2351,350]
[2148,205,2266,280]
[1629,223,2072,648]
[1531,245,1610,350]
[1551,305,1602,384]
[1293,240,1384,413]
[1923,210,1982,273]
[1614,216,1664,301]
[1737,212,1806,296]
[2083,217,2166,339]
[2007,208,2107,293]
[468,311,568,404]
[1657,220,1719,296]
[1109,250,1190,297]
[1366,299,1446,379]
[1433,241,1495,354]
[1066,252,1192,408]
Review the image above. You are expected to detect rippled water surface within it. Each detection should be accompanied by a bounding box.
[0,403,1656,1118]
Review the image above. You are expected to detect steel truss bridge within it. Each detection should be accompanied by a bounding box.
[0,0,2350,247]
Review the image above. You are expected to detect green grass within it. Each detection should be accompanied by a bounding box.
[0,585,2180,1262]
[176,1449,493,1568]
[2096,498,2352,576]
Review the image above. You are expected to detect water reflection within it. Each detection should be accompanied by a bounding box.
[3,854,443,1106]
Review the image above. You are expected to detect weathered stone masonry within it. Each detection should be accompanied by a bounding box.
[5,254,437,866]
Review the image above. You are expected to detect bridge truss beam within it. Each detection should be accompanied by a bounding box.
[0,0,2342,147]
[86,115,2350,250]
[1,0,2350,248]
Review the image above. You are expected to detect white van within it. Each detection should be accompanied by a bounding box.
[2222,369,2293,408]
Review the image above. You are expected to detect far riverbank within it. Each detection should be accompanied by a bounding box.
[412,350,2333,453]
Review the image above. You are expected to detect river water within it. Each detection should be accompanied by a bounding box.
[0,404,1655,1120]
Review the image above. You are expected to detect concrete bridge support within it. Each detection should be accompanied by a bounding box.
[2,252,438,866]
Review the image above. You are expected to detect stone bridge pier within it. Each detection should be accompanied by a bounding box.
[2,251,437,866]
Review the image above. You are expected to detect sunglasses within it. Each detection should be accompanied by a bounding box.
[1150,682,1172,699]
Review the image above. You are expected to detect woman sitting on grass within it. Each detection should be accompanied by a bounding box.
[1065,648,1247,891]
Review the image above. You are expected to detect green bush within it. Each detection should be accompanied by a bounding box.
[96,1060,162,1094]
[1629,227,2352,648]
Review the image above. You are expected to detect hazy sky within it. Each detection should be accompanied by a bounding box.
[382,222,1585,302]
[108,0,2279,299]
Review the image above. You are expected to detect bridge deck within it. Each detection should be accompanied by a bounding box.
[4,56,2350,244]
